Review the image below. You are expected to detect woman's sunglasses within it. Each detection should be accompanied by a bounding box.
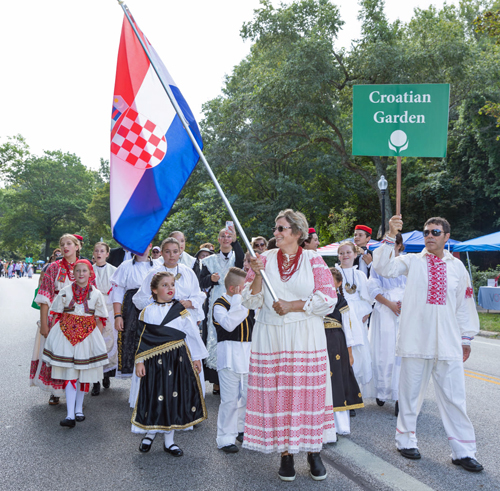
[272,226,292,233]
[423,229,443,237]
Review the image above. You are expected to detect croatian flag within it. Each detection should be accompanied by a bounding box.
[110,13,202,254]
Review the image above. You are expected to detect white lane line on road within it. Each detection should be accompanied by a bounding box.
[330,438,434,491]
[473,340,500,347]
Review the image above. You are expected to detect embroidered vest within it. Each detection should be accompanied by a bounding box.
[324,294,349,328]
[213,296,254,343]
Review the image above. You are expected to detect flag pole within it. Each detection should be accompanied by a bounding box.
[117,1,279,302]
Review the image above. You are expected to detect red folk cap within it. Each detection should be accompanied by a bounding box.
[308,228,316,234]
[73,234,84,242]
[355,225,372,235]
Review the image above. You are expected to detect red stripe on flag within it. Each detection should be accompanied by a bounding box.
[112,17,150,136]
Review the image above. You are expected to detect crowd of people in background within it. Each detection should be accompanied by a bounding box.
[24,210,483,481]
[0,260,35,278]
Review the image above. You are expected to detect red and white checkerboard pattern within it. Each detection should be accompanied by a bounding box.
[111,108,167,169]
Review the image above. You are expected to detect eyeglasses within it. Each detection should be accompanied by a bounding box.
[254,243,266,247]
[423,229,443,237]
[272,226,292,233]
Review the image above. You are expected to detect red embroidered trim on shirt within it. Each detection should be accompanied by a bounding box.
[426,254,447,306]
[245,255,268,284]
[310,256,336,299]
[465,286,473,299]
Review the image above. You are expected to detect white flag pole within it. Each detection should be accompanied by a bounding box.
[117,1,279,302]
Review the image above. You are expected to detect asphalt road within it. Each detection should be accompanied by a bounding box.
[1,276,499,491]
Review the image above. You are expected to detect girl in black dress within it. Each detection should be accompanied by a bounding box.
[324,268,364,435]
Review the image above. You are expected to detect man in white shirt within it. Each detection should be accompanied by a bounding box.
[373,215,483,473]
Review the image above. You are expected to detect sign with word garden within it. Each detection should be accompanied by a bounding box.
[352,84,450,158]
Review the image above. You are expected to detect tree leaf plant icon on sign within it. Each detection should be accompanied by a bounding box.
[388,130,408,153]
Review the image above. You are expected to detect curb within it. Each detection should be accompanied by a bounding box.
[477,330,500,339]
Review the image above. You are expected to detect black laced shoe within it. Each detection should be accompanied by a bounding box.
[307,453,327,481]
[278,454,296,481]
[452,457,484,472]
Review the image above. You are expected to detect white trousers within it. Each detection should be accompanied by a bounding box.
[396,357,477,459]
[333,410,351,435]
[216,368,248,448]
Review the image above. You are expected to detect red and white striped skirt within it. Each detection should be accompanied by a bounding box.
[243,317,336,454]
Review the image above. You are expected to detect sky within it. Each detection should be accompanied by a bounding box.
[0,0,458,170]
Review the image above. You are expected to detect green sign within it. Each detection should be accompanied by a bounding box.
[352,84,450,157]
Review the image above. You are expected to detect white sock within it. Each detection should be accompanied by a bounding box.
[164,430,175,448]
[65,383,77,419]
[145,431,156,442]
[75,386,85,415]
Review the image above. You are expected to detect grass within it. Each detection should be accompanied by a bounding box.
[478,313,500,333]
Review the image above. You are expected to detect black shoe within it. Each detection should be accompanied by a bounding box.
[307,452,327,481]
[398,448,421,460]
[376,398,385,407]
[350,409,356,417]
[139,437,154,453]
[91,382,101,396]
[164,443,183,457]
[221,444,239,453]
[49,395,60,405]
[452,457,484,472]
[213,388,220,396]
[395,401,399,417]
[60,418,76,428]
[236,432,244,443]
[75,413,85,422]
[102,375,110,389]
[278,454,296,482]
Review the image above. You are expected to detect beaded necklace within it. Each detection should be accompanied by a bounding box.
[277,247,303,282]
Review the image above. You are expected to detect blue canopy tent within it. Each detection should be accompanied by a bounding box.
[370,230,461,253]
[453,231,500,252]
[453,231,500,305]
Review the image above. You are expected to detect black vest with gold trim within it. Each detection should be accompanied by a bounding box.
[213,296,254,343]
[324,294,349,328]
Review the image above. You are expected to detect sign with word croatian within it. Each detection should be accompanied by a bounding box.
[352,84,450,157]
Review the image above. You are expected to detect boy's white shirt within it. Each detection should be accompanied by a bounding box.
[213,293,252,374]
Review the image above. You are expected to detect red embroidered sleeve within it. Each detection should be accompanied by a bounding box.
[38,263,59,303]
[310,256,336,299]
[244,255,268,284]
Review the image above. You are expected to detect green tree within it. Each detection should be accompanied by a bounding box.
[199,0,500,242]
[0,137,98,258]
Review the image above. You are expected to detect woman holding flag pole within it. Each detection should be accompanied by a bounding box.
[111,9,327,477]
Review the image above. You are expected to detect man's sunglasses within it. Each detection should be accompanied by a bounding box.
[272,226,292,233]
[423,229,443,237]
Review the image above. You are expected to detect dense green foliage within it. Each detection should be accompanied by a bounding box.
[0,136,115,260]
[1,0,499,262]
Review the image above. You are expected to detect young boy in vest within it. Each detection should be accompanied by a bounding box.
[213,267,254,453]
